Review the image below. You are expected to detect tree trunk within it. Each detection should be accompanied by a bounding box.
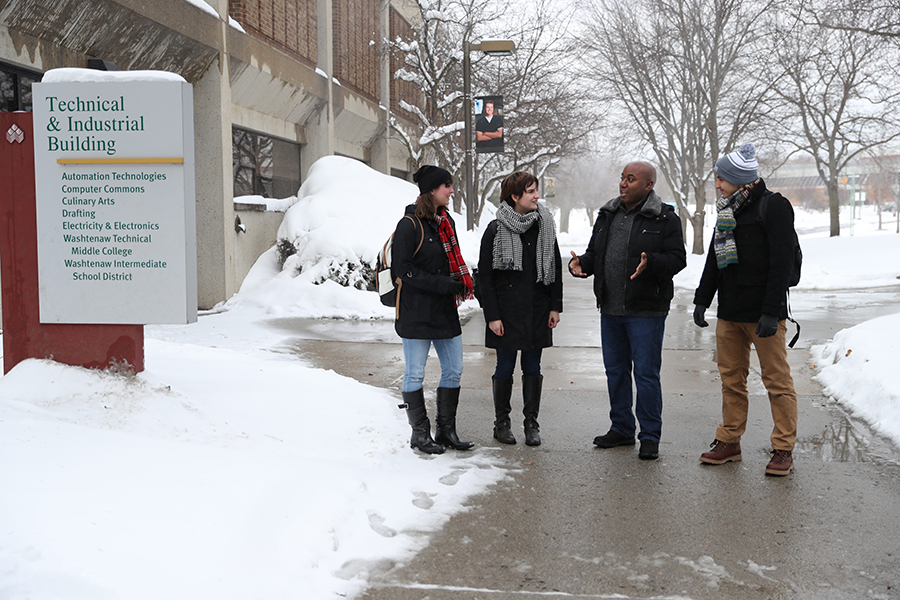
[876,194,882,230]
[828,179,841,237]
[559,206,570,233]
[692,184,707,255]
[690,212,705,255]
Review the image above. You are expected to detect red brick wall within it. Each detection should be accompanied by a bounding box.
[390,8,419,118]
[229,0,317,67]
[333,0,380,101]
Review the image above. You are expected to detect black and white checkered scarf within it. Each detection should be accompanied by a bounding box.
[492,202,557,285]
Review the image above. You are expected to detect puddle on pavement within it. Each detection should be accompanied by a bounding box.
[796,398,900,465]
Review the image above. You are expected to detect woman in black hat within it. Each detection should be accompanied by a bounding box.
[393,165,475,454]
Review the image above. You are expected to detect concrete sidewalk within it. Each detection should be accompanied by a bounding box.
[285,277,900,600]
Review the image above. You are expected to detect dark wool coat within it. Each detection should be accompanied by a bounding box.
[392,204,463,340]
[477,220,563,350]
[694,180,796,322]
[572,191,686,313]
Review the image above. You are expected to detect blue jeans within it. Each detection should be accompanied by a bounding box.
[401,336,463,392]
[600,314,666,442]
[494,348,543,379]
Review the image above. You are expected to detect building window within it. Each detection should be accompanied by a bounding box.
[0,62,40,112]
[232,127,301,199]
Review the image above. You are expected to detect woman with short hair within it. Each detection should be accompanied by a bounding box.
[477,171,562,446]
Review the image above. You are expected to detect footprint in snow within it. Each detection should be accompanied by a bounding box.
[439,471,462,486]
[412,490,435,509]
[366,511,397,537]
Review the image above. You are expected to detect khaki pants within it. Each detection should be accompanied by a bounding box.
[715,319,798,451]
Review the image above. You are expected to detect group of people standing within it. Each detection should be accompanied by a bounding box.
[391,143,799,477]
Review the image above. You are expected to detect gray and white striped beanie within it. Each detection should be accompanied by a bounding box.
[715,143,758,185]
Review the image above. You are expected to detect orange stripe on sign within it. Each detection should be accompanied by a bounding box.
[57,158,184,164]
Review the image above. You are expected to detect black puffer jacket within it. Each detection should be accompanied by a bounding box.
[572,191,686,313]
[392,204,463,339]
[694,180,796,322]
[477,220,563,350]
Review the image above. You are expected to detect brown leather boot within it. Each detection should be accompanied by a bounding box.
[765,449,794,476]
[700,439,742,464]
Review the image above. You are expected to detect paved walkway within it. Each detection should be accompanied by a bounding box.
[283,277,900,600]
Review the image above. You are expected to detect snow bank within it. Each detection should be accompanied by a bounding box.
[226,156,485,318]
[0,341,507,600]
[811,312,900,447]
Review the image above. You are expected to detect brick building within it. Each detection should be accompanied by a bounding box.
[0,0,422,308]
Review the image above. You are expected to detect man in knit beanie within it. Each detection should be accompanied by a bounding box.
[692,142,800,476]
[715,143,759,186]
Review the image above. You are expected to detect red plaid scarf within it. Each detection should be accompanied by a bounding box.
[436,212,474,306]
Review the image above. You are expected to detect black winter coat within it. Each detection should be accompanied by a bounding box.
[392,204,463,339]
[477,220,563,350]
[572,191,686,313]
[693,180,796,322]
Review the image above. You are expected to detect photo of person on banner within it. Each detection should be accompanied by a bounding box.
[475,95,504,153]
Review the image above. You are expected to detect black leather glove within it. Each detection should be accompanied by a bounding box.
[755,314,778,338]
[449,278,466,295]
[693,304,709,328]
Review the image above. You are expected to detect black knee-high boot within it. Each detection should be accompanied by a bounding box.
[435,387,474,451]
[523,375,543,446]
[492,377,516,445]
[401,389,445,454]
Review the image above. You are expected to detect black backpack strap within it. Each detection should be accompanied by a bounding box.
[786,290,800,348]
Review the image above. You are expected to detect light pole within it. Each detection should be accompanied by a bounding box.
[463,39,515,230]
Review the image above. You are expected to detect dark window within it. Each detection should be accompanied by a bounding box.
[0,62,40,112]
[232,127,301,198]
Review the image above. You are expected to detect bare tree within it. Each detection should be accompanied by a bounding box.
[467,0,600,225]
[580,0,776,254]
[768,11,900,236]
[387,0,505,214]
[864,151,900,233]
[800,0,900,39]
[388,0,597,223]
[552,155,620,232]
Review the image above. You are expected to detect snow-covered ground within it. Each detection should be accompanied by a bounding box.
[1,156,898,599]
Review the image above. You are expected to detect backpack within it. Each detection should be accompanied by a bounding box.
[757,191,802,287]
[376,215,423,313]
[758,191,802,346]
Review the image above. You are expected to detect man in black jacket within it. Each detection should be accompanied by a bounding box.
[569,161,686,460]
[693,143,799,476]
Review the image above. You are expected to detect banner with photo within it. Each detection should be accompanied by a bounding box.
[474,95,504,153]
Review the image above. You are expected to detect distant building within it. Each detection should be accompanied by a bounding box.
[0,0,422,308]
[763,155,900,212]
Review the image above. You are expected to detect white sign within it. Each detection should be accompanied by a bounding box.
[32,78,197,324]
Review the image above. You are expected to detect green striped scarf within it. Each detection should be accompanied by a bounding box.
[714,178,761,269]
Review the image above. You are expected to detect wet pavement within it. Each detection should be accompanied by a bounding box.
[265,276,900,600]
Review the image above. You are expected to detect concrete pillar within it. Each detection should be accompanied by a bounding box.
[369,0,392,175]
[301,0,335,174]
[193,1,235,309]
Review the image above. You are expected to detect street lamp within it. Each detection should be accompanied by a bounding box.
[463,39,515,230]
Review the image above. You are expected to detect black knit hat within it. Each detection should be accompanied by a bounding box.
[413,165,452,194]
